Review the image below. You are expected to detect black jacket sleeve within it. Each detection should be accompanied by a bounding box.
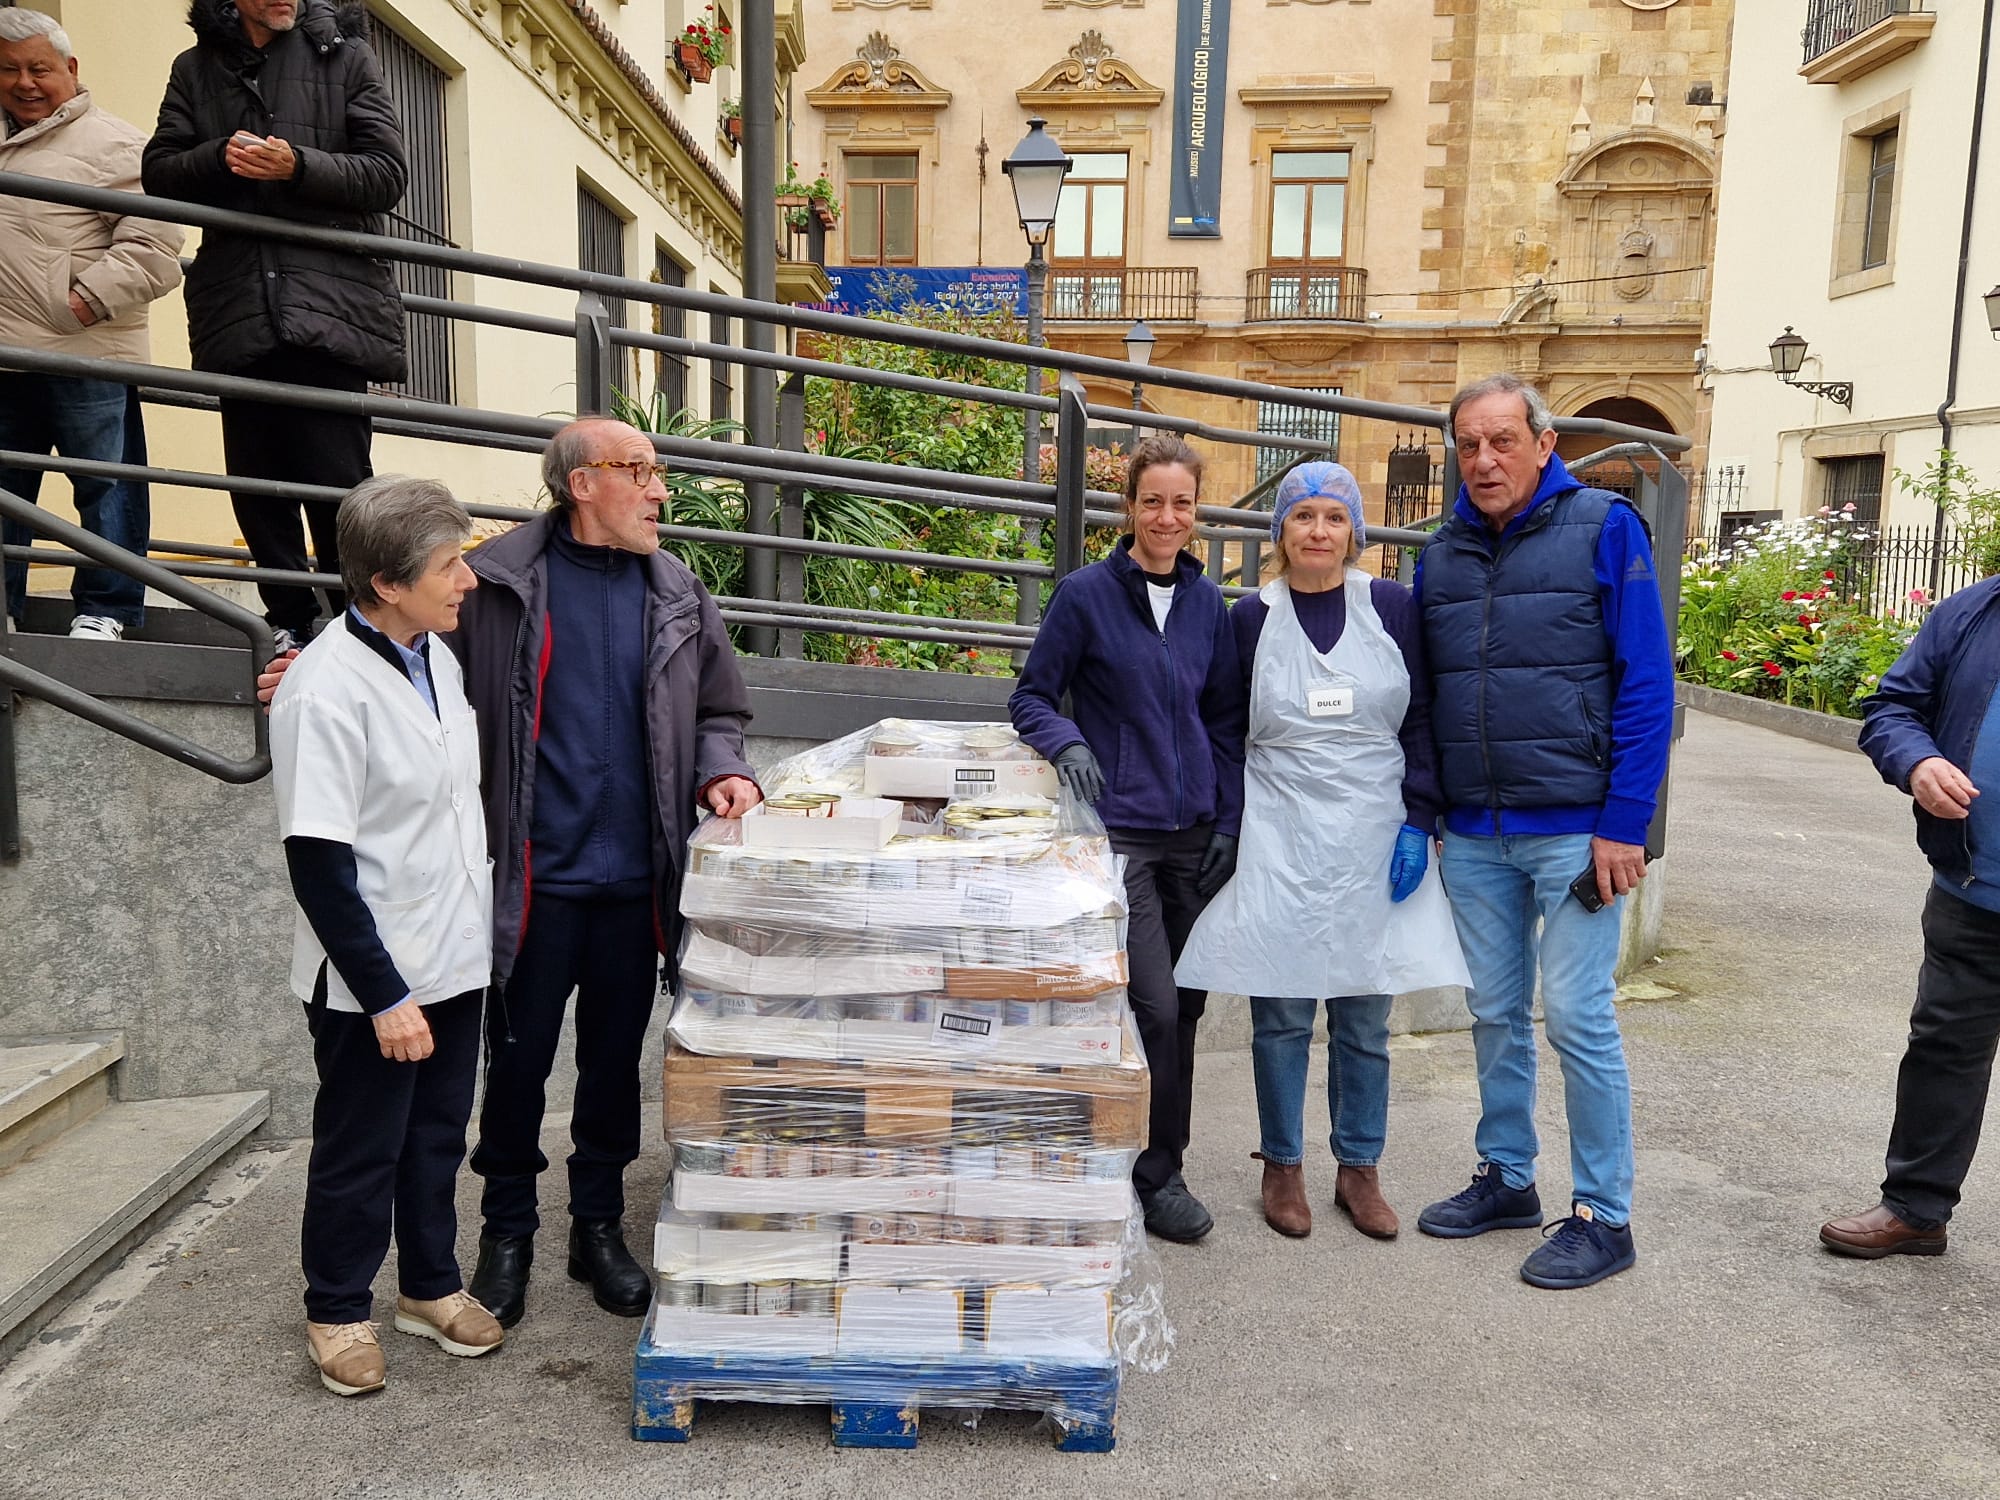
[142,56,235,202]
[284,835,411,1015]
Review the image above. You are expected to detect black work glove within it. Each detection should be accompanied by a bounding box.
[1053,743,1105,804]
[1195,831,1238,898]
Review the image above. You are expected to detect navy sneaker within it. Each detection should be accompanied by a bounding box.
[1519,1207,1637,1290]
[1416,1163,1544,1239]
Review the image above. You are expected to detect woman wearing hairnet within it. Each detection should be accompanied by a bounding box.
[1176,462,1469,1241]
[1010,435,1246,1244]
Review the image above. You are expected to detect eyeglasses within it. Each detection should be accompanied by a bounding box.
[576,459,670,486]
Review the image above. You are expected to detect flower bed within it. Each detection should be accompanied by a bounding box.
[1678,509,1921,720]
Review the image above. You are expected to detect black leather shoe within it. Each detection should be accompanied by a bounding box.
[469,1233,533,1329]
[1141,1176,1214,1244]
[567,1219,650,1317]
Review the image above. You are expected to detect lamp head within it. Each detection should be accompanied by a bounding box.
[1123,319,1156,370]
[1769,326,1808,379]
[1002,116,1073,246]
[1984,284,2000,339]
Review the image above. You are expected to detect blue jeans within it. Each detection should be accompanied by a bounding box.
[1250,995,1393,1167]
[0,373,148,626]
[1440,830,1634,1225]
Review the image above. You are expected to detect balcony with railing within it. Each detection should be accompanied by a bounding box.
[1044,267,1200,323]
[1243,266,1368,324]
[1801,0,1935,84]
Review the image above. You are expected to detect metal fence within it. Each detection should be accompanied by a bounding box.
[0,169,1688,805]
[1685,516,1984,617]
[1802,0,1923,66]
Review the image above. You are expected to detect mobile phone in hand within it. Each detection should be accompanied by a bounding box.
[1569,865,1608,913]
[231,131,264,148]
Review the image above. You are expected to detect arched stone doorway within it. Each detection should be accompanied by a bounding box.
[1556,396,1676,481]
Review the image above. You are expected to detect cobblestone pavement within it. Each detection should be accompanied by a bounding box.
[2,709,1993,1500]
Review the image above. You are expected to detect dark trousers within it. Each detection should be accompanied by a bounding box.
[301,988,482,1324]
[471,894,660,1238]
[1881,885,2000,1229]
[0,373,150,626]
[217,349,372,635]
[1112,824,1214,1198]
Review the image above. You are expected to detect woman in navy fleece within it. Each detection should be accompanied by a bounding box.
[1009,435,1246,1244]
[1175,462,1467,1243]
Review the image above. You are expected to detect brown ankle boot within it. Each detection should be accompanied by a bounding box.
[1334,1165,1400,1240]
[1254,1152,1311,1238]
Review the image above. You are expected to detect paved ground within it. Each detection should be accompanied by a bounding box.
[4,708,1997,1499]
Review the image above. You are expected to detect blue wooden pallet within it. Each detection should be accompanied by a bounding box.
[632,1344,1120,1451]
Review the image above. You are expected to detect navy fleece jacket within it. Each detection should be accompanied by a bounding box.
[1009,540,1246,835]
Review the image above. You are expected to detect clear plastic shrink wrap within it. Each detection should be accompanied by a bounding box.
[646,719,1172,1424]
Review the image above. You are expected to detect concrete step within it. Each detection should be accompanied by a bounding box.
[0,1033,126,1173]
[0,1091,268,1359]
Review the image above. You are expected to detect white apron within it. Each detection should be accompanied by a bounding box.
[1175,572,1470,999]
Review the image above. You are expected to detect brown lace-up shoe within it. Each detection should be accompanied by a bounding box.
[1819,1204,1948,1259]
[1255,1152,1312,1238]
[394,1291,506,1357]
[307,1320,386,1397]
[1335,1165,1401,1240]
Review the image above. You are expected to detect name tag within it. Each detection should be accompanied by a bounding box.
[1307,685,1355,718]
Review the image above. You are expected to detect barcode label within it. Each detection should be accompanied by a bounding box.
[938,1011,992,1037]
[953,767,998,784]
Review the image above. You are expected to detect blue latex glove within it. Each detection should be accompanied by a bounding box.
[1388,824,1430,903]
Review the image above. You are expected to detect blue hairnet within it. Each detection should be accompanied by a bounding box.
[1271,461,1365,548]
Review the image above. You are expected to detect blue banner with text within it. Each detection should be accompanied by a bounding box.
[1169,0,1231,238]
[814,267,1028,317]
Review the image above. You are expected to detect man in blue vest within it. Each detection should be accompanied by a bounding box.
[1410,373,1674,1289]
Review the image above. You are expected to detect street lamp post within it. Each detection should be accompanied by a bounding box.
[1122,318,1155,453]
[1002,117,1073,654]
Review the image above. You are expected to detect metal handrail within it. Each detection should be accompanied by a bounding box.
[0,172,1691,453]
[0,487,274,787]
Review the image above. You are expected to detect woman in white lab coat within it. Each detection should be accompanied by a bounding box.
[270,475,501,1397]
[1175,463,1469,1242]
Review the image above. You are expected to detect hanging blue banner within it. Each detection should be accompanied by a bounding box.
[1169,0,1230,238]
[813,267,1028,317]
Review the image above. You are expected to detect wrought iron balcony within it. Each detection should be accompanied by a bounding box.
[1244,265,1368,324]
[1801,0,1933,81]
[1044,266,1199,323]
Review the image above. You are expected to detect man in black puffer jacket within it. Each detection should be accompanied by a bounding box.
[144,0,406,648]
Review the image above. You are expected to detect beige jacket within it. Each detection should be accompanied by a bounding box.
[0,90,184,363]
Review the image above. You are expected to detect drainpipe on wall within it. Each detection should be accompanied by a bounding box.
[1931,0,1997,590]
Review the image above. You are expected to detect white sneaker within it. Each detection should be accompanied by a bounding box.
[69,615,124,641]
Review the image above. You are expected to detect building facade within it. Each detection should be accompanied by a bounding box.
[9,0,804,550]
[793,0,1732,508]
[1703,0,1998,540]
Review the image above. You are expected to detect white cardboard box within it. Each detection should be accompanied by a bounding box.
[669,1012,846,1061]
[984,1287,1112,1360]
[673,1172,954,1216]
[740,797,903,851]
[652,1223,843,1281]
[835,1284,964,1356]
[678,930,944,996]
[953,1178,1135,1221]
[845,1241,1121,1287]
[838,1018,1126,1066]
[647,1305,837,1356]
[862,755,1058,800]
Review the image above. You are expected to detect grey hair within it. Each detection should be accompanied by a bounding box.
[336,475,472,606]
[541,418,613,512]
[1448,373,1555,441]
[0,10,72,56]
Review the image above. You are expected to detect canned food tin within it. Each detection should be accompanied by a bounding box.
[675,1141,724,1176]
[850,1212,892,1242]
[902,995,937,1025]
[940,1215,976,1243]
[660,1277,701,1308]
[752,1280,793,1315]
[887,1213,924,1243]
[982,929,1034,966]
[963,725,1019,759]
[843,996,901,1022]
[1003,998,1049,1027]
[777,1142,816,1179]
[1027,1219,1073,1247]
[996,1143,1037,1179]
[792,1281,834,1317]
[1039,1146,1085,1182]
[853,1146,893,1177]
[764,797,817,817]
[993,1217,1031,1245]
[869,729,921,757]
[722,1141,769,1179]
[701,1281,748,1314]
[900,1145,944,1178]
[1082,1147,1127,1182]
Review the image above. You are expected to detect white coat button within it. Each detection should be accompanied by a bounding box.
[462,926,477,940]
[452,793,464,810]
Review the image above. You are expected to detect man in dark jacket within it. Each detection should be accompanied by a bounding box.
[454,419,760,1327]
[144,0,408,650]
[1410,373,1673,1291]
[1823,576,2000,1258]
